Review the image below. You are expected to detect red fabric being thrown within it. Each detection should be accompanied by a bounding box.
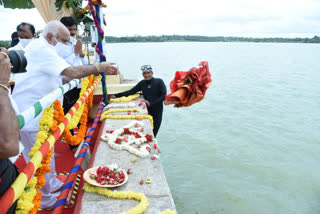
[165,61,212,107]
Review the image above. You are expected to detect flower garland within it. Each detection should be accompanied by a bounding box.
[61,75,94,146]
[83,183,149,214]
[67,76,92,130]
[101,121,154,158]
[15,177,37,214]
[100,114,154,129]
[78,1,107,15]
[101,108,140,117]
[110,94,140,103]
[105,102,136,109]
[16,104,56,213]
[159,210,176,214]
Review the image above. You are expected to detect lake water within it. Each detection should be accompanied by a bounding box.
[105,42,320,214]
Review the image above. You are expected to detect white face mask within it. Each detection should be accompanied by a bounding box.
[19,38,33,48]
[54,38,73,58]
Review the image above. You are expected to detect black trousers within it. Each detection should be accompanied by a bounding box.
[0,159,19,214]
[63,88,81,114]
[148,107,163,137]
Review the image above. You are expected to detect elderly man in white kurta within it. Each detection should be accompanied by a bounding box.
[12,20,118,208]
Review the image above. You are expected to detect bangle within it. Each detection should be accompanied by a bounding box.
[0,83,9,92]
[95,63,101,74]
[0,52,8,58]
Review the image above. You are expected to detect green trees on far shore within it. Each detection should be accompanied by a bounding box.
[1,36,319,48]
[105,35,320,43]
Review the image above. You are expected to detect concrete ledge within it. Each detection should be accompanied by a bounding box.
[79,97,176,213]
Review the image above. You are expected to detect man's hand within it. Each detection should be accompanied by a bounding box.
[143,100,150,107]
[99,62,118,75]
[0,48,11,86]
[110,94,116,99]
[74,39,83,56]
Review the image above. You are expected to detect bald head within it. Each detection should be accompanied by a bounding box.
[43,20,70,46]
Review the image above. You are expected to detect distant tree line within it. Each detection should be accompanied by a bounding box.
[105,35,320,43]
[1,35,319,49]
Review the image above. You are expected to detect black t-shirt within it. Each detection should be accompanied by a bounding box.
[115,77,167,113]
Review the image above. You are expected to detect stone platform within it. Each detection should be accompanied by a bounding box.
[78,97,176,213]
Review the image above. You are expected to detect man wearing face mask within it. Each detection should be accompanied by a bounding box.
[60,16,88,114]
[9,22,35,51]
[12,20,118,209]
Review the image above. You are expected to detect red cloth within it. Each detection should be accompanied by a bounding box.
[165,61,212,107]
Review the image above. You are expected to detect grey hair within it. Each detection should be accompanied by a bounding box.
[42,20,66,37]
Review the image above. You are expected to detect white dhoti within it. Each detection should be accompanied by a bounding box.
[20,131,64,208]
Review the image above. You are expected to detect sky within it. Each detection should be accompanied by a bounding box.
[0,0,319,40]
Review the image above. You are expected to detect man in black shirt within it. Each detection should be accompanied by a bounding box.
[112,65,166,137]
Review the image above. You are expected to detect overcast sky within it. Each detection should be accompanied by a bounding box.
[0,0,319,40]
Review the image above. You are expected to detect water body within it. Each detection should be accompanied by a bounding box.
[105,42,320,214]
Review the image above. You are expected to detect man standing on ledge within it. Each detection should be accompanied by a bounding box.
[111,65,166,137]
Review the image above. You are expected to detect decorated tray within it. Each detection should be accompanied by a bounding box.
[83,165,128,188]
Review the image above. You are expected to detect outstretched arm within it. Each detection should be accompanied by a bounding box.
[114,81,142,98]
[61,62,118,80]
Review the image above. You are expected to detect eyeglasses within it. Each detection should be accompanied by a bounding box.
[141,65,152,71]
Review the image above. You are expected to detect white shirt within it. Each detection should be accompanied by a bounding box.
[8,41,25,51]
[66,37,88,88]
[12,36,70,131]
[64,36,88,67]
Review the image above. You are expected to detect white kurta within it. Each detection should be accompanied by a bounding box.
[12,36,70,208]
[65,37,88,89]
[13,36,70,131]
[8,41,26,51]
[64,36,89,67]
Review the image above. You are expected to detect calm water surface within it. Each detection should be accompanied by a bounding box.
[105,42,320,214]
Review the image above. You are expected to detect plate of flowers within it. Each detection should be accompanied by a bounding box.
[83,164,128,187]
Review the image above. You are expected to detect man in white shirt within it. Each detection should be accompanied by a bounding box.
[9,23,36,88]
[9,22,35,51]
[60,16,88,114]
[12,20,117,208]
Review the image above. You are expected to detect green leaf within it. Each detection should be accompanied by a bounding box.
[0,0,34,9]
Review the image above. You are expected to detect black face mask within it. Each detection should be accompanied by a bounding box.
[10,38,19,47]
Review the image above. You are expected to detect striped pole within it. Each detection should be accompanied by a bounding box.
[52,101,105,213]
[88,0,109,104]
[0,77,101,214]
[17,79,80,129]
[100,72,108,105]
[95,2,106,62]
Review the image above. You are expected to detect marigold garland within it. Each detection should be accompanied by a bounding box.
[16,104,56,213]
[61,75,94,146]
[16,76,95,212]
[110,94,140,103]
[67,76,91,130]
[15,177,37,214]
[83,183,149,214]
[100,114,154,129]
[159,210,176,214]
